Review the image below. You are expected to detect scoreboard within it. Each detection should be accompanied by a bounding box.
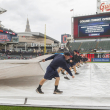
[74,13,110,39]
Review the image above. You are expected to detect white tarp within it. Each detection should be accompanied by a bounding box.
[0,55,110,109]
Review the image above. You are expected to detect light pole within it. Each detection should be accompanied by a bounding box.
[71,9,74,42]
[44,24,46,54]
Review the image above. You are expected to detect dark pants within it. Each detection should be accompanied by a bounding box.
[67,62,76,68]
[44,66,59,80]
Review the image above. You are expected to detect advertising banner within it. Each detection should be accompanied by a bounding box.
[93,58,110,62]
[0,33,10,43]
[0,33,17,43]
[61,34,70,43]
[88,58,91,62]
[99,0,110,13]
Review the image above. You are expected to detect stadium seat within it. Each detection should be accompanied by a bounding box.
[97,41,110,50]
[69,42,81,51]
[79,41,97,52]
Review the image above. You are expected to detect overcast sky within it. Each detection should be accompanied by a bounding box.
[0,0,97,42]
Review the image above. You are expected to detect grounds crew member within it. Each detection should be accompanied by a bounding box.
[61,57,75,80]
[36,52,74,94]
[76,52,81,68]
[61,50,80,80]
[71,50,79,75]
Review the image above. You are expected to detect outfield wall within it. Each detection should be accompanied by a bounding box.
[82,53,110,62]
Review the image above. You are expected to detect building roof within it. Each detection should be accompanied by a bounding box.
[17,32,59,43]
[0,7,7,14]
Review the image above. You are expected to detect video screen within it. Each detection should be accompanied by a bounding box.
[74,13,110,39]
[78,16,110,37]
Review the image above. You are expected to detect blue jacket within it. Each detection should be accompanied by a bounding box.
[45,54,73,76]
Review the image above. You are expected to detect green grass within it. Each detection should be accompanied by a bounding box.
[0,106,93,110]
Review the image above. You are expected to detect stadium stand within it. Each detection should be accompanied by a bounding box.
[69,42,81,51]
[79,41,97,52]
[67,40,110,53]
[0,52,37,60]
[97,41,110,50]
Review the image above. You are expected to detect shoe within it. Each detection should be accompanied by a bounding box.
[61,71,65,75]
[75,72,79,75]
[36,88,44,94]
[53,89,63,94]
[64,76,70,80]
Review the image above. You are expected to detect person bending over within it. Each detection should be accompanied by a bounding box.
[36,52,74,94]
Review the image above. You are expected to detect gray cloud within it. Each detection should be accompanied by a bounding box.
[0,0,97,42]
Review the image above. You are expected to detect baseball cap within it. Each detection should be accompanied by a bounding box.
[73,50,77,52]
[64,51,71,56]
